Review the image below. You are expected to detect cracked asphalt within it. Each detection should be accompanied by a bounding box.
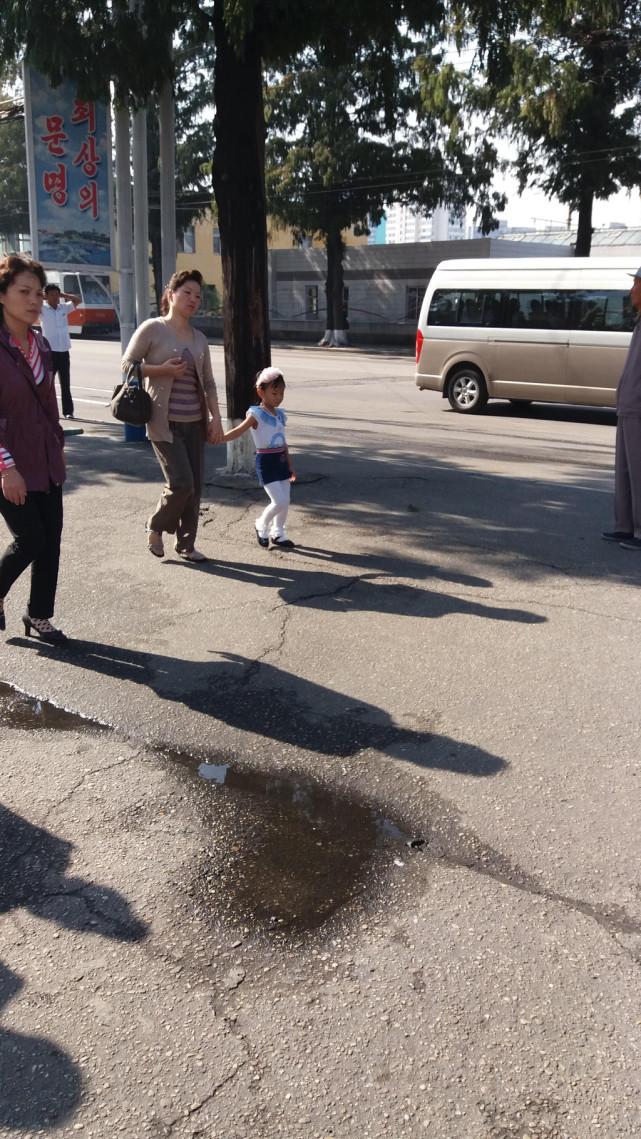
[1,344,641,1138]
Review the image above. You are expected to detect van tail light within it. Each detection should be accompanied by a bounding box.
[415,327,424,364]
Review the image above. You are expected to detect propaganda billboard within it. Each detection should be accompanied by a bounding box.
[24,67,113,270]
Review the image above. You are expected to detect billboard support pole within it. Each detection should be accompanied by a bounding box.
[132,106,149,325]
[22,66,40,260]
[159,79,176,293]
[114,101,136,351]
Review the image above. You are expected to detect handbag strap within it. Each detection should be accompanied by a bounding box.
[123,360,144,386]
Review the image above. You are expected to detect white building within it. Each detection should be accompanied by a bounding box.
[383,203,466,244]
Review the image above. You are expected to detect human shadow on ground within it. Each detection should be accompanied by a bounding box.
[0,961,81,1131]
[0,803,147,1130]
[282,546,494,588]
[165,553,545,625]
[12,641,508,776]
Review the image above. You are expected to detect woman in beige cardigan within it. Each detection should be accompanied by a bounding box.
[122,269,224,561]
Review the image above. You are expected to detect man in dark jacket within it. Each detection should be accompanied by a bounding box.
[603,268,641,550]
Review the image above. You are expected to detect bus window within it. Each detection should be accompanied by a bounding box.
[62,273,79,295]
[79,274,112,304]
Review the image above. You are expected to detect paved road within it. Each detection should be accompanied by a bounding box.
[2,339,639,1139]
[69,338,421,424]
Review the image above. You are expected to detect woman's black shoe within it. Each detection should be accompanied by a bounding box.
[255,528,269,548]
[22,615,67,643]
[270,537,295,549]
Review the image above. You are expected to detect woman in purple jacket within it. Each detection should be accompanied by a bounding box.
[0,254,67,643]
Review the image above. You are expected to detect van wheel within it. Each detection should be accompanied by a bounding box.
[447,367,488,414]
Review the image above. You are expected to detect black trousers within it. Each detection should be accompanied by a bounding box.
[0,484,63,618]
[51,350,74,416]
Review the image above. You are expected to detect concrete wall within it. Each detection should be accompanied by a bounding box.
[267,238,569,341]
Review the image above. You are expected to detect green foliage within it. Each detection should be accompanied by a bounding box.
[266,29,505,252]
[0,79,28,239]
[201,282,220,313]
[413,45,506,230]
[448,0,641,247]
[265,35,434,244]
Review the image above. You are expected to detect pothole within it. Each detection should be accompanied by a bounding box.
[0,682,417,939]
[169,751,412,936]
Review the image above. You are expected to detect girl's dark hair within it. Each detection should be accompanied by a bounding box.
[159,269,204,316]
[0,253,46,297]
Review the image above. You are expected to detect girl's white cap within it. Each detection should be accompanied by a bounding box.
[256,366,284,386]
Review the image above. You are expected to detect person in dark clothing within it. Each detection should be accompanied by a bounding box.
[0,253,67,642]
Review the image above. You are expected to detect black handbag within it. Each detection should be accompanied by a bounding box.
[111,361,152,426]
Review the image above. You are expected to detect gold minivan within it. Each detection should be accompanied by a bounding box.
[415,257,637,413]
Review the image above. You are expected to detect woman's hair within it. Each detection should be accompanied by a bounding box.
[159,269,204,316]
[0,253,46,298]
[256,366,285,389]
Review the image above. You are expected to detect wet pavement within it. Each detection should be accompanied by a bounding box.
[1,366,641,1136]
[0,682,418,942]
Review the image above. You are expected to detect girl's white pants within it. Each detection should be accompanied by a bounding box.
[256,479,290,540]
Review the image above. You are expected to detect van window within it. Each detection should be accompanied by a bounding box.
[427,285,634,333]
[428,290,459,325]
[459,291,484,325]
[570,290,635,333]
[428,289,501,327]
[504,291,568,329]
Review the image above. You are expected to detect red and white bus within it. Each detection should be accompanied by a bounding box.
[44,270,119,337]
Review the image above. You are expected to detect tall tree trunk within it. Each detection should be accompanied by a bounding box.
[212,2,270,472]
[319,222,349,347]
[574,188,594,256]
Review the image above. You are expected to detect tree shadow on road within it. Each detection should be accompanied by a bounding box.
[61,420,639,586]
[12,641,508,777]
[0,803,147,1131]
[279,427,641,586]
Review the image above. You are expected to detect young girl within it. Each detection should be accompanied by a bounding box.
[223,367,296,548]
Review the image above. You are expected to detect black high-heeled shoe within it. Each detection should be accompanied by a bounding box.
[22,615,67,644]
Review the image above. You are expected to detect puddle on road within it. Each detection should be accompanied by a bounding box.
[0,681,108,733]
[0,682,414,937]
[173,753,411,935]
